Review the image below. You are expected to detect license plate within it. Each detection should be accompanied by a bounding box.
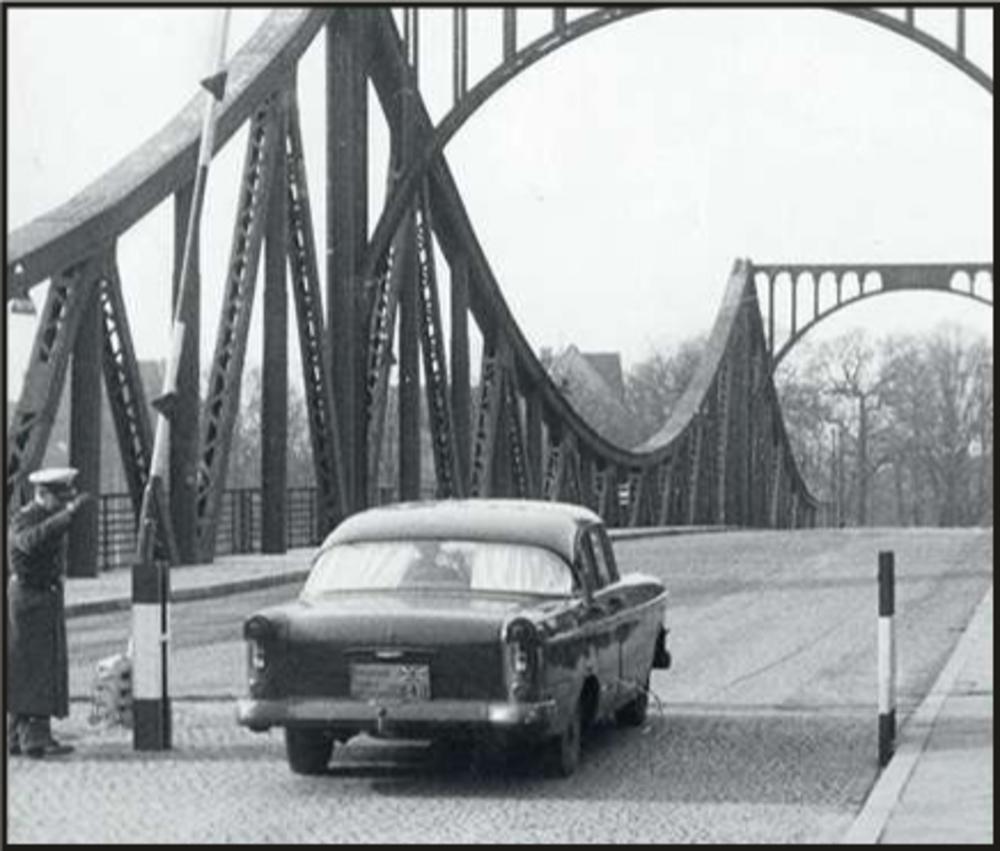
[350,663,431,702]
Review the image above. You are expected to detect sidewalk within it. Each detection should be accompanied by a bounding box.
[64,547,314,618]
[843,585,993,844]
[63,525,732,618]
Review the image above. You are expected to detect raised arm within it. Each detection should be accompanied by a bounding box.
[9,496,90,554]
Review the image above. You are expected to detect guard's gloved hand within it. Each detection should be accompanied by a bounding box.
[68,493,94,513]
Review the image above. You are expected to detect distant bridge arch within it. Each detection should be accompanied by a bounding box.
[364,6,992,277]
[752,263,994,368]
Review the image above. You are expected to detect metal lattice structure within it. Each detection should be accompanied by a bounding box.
[6,7,993,570]
[755,263,994,368]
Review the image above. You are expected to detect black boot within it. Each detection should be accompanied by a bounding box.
[26,740,75,758]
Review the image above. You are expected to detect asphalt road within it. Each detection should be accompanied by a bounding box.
[10,527,992,843]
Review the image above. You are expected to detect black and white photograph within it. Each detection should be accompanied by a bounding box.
[4,4,992,844]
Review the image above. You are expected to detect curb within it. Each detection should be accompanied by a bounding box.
[64,569,311,619]
[840,584,994,844]
[609,525,739,541]
[64,525,731,619]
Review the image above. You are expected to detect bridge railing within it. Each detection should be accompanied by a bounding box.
[95,486,325,571]
[93,483,446,570]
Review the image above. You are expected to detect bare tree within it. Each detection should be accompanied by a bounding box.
[806,331,892,525]
[881,327,992,526]
[776,324,992,528]
[625,336,706,443]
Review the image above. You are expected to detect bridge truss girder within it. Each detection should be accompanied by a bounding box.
[17,5,997,567]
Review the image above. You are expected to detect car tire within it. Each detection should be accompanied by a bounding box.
[284,727,334,775]
[615,676,650,727]
[547,701,582,777]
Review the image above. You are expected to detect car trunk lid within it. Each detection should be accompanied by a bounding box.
[281,591,534,701]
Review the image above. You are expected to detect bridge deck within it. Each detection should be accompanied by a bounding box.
[63,525,734,618]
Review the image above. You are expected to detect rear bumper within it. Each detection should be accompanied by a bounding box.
[237,696,558,738]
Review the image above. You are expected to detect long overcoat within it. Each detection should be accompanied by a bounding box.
[7,500,74,718]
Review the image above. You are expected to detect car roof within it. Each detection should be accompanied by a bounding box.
[321,499,603,563]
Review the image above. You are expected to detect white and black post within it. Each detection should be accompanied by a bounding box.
[131,9,231,750]
[877,550,897,767]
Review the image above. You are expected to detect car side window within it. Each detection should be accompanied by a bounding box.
[575,534,603,593]
[587,526,618,586]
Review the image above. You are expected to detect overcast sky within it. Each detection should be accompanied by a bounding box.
[6,7,993,401]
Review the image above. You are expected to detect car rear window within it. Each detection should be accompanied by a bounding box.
[302,540,574,598]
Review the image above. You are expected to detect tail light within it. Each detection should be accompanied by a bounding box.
[503,618,541,701]
[244,616,274,691]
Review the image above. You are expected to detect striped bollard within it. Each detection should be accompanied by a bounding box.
[130,8,230,751]
[132,489,171,750]
[877,550,896,767]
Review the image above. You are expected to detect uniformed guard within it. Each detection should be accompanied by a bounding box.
[7,467,93,758]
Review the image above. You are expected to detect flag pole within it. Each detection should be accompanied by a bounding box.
[131,8,232,751]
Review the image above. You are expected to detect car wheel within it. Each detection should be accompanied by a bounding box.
[615,676,650,727]
[547,701,582,777]
[284,727,334,775]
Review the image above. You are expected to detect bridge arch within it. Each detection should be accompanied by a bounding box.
[752,263,994,368]
[362,6,993,279]
[7,7,991,563]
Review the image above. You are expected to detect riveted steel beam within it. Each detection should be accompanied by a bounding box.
[452,8,468,105]
[503,9,517,61]
[579,451,596,513]
[398,208,422,502]
[285,90,346,532]
[491,371,513,498]
[327,10,371,513]
[770,442,783,529]
[627,469,645,528]
[732,310,753,526]
[95,258,179,563]
[686,418,704,525]
[525,384,543,498]
[7,258,102,506]
[261,89,290,554]
[594,463,611,520]
[503,375,531,499]
[643,465,663,528]
[96,265,150,515]
[564,436,582,505]
[607,465,626,528]
[365,212,415,504]
[658,458,674,526]
[68,278,102,577]
[469,337,507,497]
[715,355,731,525]
[415,185,462,498]
[196,96,281,559]
[542,423,567,502]
[450,253,471,491]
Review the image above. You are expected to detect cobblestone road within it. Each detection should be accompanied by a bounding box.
[6,529,991,843]
[7,699,869,843]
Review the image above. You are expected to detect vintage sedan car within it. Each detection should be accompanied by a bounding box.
[237,499,671,776]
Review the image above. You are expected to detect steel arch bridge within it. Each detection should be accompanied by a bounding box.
[5,7,993,571]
